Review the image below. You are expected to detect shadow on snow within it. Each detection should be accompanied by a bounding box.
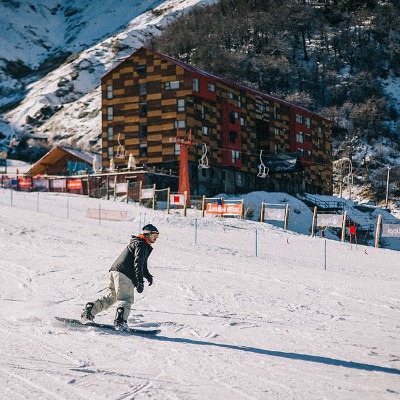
[147,335,400,376]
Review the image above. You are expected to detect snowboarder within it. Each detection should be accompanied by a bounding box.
[80,224,159,331]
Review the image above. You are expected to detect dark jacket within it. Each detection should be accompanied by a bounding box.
[110,235,153,287]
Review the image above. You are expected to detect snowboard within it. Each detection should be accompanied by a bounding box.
[55,316,160,335]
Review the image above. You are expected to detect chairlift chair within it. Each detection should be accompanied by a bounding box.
[198,142,210,169]
[257,150,269,178]
[115,133,126,159]
[9,129,20,147]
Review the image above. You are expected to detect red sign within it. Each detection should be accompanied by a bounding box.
[349,225,357,235]
[67,179,82,190]
[18,177,32,189]
[206,203,243,216]
[170,194,184,205]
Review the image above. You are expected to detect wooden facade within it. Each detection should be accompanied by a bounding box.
[101,47,332,196]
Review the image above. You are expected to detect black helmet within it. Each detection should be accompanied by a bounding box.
[142,224,159,235]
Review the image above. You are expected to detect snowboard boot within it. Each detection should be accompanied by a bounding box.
[114,307,129,331]
[81,302,94,323]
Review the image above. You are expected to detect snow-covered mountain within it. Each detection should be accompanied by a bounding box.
[0,0,216,150]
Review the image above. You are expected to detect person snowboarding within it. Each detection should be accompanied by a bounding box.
[80,224,159,331]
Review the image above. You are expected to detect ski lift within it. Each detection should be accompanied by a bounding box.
[115,133,126,159]
[257,150,269,178]
[198,142,210,169]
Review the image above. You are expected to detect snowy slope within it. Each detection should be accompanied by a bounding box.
[0,189,399,399]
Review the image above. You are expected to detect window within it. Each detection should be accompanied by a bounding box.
[202,126,209,136]
[229,110,238,124]
[177,99,185,112]
[164,81,180,90]
[174,143,180,155]
[296,131,304,143]
[139,124,147,138]
[229,130,238,144]
[296,114,303,123]
[139,144,147,157]
[174,120,186,129]
[274,143,278,154]
[228,92,234,100]
[139,103,147,117]
[238,96,242,108]
[317,138,322,150]
[306,150,312,160]
[106,85,113,100]
[236,173,244,186]
[298,148,304,158]
[107,126,114,141]
[136,65,147,75]
[139,83,147,96]
[108,147,114,158]
[107,106,113,121]
[208,82,215,92]
[201,106,208,119]
[232,150,240,163]
[305,133,311,142]
[193,78,200,92]
[305,117,311,128]
[240,117,245,127]
[256,103,265,112]
[274,127,280,136]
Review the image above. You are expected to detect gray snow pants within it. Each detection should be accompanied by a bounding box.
[91,271,135,322]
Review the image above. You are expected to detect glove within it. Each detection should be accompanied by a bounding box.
[146,275,153,286]
[136,282,144,293]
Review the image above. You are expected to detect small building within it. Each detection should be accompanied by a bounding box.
[101,47,333,196]
[27,146,102,176]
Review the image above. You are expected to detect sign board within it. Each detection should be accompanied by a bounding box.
[316,213,343,227]
[18,177,32,190]
[264,208,285,221]
[115,183,127,193]
[51,179,67,189]
[206,203,243,216]
[0,151,7,159]
[381,224,400,238]
[86,208,127,221]
[141,187,155,199]
[67,179,82,190]
[170,194,185,206]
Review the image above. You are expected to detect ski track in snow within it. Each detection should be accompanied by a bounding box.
[0,190,400,399]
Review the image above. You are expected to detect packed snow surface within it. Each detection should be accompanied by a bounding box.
[0,189,399,399]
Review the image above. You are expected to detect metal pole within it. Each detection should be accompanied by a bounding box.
[255,229,258,257]
[385,166,391,208]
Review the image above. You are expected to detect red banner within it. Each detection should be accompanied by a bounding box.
[18,177,32,190]
[206,203,243,216]
[67,179,82,190]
